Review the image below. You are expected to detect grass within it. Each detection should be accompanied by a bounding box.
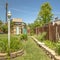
[12,37,51,60]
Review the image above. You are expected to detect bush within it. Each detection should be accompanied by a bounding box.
[20,34,28,41]
[10,36,23,52]
[1,24,8,33]
[37,32,46,42]
[56,42,60,55]
[30,33,34,36]
[0,34,23,53]
[0,38,8,53]
[44,40,56,50]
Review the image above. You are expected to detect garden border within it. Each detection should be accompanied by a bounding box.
[31,36,60,60]
[0,49,24,60]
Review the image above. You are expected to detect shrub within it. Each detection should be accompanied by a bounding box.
[56,42,60,55]
[44,40,56,50]
[30,32,34,36]
[37,32,46,42]
[10,36,23,52]
[20,34,28,41]
[0,38,8,53]
[0,34,23,53]
[1,24,8,33]
[30,30,35,36]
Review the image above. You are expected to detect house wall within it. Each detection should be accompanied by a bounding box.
[54,21,60,25]
[13,24,22,35]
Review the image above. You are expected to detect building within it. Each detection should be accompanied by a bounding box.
[53,17,60,25]
[11,18,25,35]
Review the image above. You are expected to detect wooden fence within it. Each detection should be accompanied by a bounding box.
[34,23,60,42]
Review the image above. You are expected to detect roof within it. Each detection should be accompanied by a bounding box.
[12,18,22,22]
[54,18,60,22]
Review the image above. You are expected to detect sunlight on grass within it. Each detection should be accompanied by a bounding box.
[12,38,51,60]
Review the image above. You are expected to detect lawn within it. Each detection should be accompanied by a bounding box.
[12,37,51,60]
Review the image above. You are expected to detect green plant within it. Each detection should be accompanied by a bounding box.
[30,31,34,36]
[10,36,23,52]
[37,32,46,42]
[0,38,8,53]
[20,34,28,41]
[0,34,23,53]
[44,40,56,50]
[12,37,51,60]
[56,42,60,55]
[38,2,53,24]
[1,24,8,33]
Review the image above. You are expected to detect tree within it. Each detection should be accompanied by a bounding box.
[33,18,45,27]
[1,24,8,33]
[10,21,14,30]
[0,20,3,26]
[38,2,53,24]
[28,23,35,35]
[0,20,3,32]
[28,2,53,35]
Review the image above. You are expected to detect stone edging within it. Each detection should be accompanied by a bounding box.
[0,49,24,60]
[31,36,60,60]
[10,49,24,58]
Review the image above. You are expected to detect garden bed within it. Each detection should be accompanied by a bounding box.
[34,33,60,55]
[0,49,24,60]
[0,34,24,59]
[31,36,60,60]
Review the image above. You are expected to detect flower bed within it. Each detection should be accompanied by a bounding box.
[0,34,23,53]
[0,49,24,60]
[31,36,60,60]
[0,34,24,59]
[34,33,60,55]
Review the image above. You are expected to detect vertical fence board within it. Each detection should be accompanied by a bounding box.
[34,23,60,42]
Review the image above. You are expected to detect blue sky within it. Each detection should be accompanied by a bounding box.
[0,0,60,24]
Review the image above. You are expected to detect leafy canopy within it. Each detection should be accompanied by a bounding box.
[38,2,53,24]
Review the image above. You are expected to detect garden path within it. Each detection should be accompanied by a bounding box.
[12,37,51,60]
